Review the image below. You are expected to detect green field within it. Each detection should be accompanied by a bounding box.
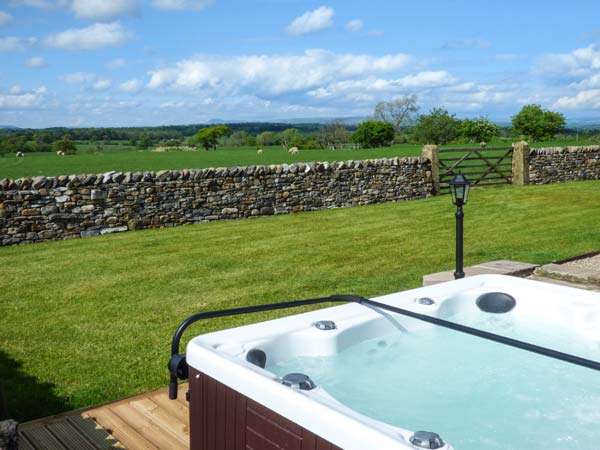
[1,180,599,421]
[0,139,597,180]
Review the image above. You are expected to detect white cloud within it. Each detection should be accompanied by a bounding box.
[147,49,413,97]
[536,45,600,80]
[62,72,96,83]
[287,6,334,36]
[160,100,186,108]
[555,89,600,109]
[570,73,600,89]
[345,19,363,32]
[44,22,132,50]
[107,57,127,69]
[0,36,37,52]
[71,0,140,21]
[24,56,48,68]
[0,11,13,25]
[0,85,47,109]
[9,0,67,8]
[444,38,491,50]
[92,79,111,90]
[395,71,456,89]
[440,82,517,111]
[365,29,384,38]
[495,53,522,62]
[152,0,213,10]
[119,78,143,92]
[307,71,456,99]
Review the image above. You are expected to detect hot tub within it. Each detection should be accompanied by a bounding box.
[175,275,600,450]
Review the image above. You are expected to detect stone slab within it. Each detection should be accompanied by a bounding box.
[423,260,538,286]
[534,263,600,287]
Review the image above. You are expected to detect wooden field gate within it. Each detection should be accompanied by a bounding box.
[438,145,514,194]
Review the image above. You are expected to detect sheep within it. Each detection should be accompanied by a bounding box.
[288,146,299,155]
[16,152,24,158]
[479,141,487,148]
[56,151,65,156]
[257,148,263,155]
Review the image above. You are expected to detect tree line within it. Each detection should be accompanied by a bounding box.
[0,98,591,155]
[193,101,571,151]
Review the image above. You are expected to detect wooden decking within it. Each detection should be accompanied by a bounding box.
[21,384,190,450]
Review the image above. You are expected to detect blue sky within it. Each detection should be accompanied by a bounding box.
[2,0,600,128]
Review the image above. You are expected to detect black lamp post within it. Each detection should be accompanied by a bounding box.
[449,173,471,280]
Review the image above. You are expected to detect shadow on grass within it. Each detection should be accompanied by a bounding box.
[0,349,71,422]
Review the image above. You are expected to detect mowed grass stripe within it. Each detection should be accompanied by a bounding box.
[1,180,599,421]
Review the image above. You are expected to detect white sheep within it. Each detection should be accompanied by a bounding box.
[56,151,65,156]
[288,146,299,155]
[479,141,487,148]
[16,152,24,158]
[257,148,263,155]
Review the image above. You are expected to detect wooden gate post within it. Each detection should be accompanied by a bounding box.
[422,145,440,195]
[512,141,530,185]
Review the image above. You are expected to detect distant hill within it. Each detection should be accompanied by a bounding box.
[0,125,19,129]
[207,116,366,126]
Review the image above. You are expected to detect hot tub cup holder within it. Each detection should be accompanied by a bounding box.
[415,297,436,306]
[314,320,337,330]
[409,430,446,449]
[280,373,317,391]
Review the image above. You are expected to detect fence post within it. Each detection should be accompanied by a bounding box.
[422,145,440,195]
[512,141,530,185]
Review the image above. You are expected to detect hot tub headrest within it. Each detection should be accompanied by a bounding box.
[476,292,516,314]
[246,349,267,369]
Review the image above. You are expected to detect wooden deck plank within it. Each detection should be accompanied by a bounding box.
[85,408,161,450]
[21,384,192,450]
[47,420,101,450]
[129,398,189,446]
[21,425,69,450]
[66,416,124,450]
[111,402,188,450]
[150,393,189,427]
[18,433,37,450]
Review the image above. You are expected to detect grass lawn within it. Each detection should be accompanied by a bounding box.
[1,180,600,422]
[0,139,597,180]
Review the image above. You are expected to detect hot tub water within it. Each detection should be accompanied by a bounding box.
[267,308,600,450]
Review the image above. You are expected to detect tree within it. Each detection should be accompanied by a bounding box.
[224,131,249,147]
[279,128,303,150]
[413,108,460,145]
[256,131,275,147]
[193,125,231,151]
[315,122,350,149]
[459,117,500,143]
[352,121,395,148]
[136,133,151,150]
[373,95,419,133]
[53,135,77,154]
[512,104,566,141]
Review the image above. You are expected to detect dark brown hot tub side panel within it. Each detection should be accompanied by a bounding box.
[189,367,343,450]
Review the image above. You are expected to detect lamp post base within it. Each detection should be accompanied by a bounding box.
[454,271,465,280]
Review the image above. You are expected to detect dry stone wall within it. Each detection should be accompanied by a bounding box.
[529,146,600,184]
[0,157,432,246]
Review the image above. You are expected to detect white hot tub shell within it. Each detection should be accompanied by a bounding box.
[184,275,600,450]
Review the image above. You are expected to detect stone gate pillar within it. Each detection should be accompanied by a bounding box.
[512,141,530,185]
[422,145,440,195]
